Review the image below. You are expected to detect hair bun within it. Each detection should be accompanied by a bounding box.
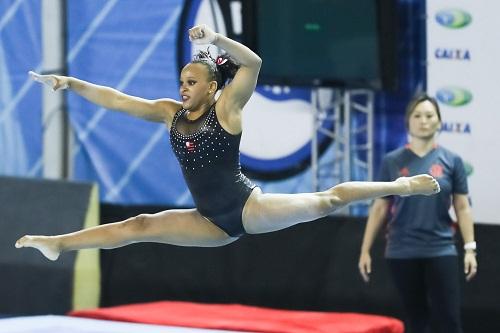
[215,54,239,87]
[192,50,240,90]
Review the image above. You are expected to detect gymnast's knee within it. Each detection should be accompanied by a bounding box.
[121,214,151,233]
[323,187,348,211]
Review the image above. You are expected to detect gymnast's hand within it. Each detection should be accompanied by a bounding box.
[29,71,69,91]
[188,24,218,45]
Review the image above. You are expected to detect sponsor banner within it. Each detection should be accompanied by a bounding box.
[427,1,500,224]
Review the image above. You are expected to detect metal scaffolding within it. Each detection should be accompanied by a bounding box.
[42,0,71,179]
[311,88,375,214]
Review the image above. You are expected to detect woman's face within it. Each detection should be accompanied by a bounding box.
[408,100,441,140]
[179,63,214,110]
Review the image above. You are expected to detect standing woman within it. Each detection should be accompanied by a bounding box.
[358,94,477,333]
[17,25,440,261]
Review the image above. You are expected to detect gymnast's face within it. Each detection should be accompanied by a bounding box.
[408,100,441,140]
[179,63,215,111]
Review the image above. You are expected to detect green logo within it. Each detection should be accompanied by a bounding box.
[436,9,472,29]
[436,87,473,107]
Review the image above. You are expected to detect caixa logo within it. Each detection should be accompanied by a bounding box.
[440,122,471,134]
[435,9,472,29]
[435,48,471,61]
[436,87,472,106]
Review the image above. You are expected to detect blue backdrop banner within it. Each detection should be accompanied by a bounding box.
[0,0,42,177]
[0,0,424,212]
[67,0,187,205]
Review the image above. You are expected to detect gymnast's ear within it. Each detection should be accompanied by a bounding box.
[208,81,218,94]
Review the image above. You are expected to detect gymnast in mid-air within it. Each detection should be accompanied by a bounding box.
[16,25,440,260]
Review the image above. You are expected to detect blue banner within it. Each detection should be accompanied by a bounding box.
[0,0,42,177]
[67,0,186,205]
[0,0,425,211]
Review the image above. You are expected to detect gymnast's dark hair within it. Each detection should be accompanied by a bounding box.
[405,93,442,129]
[192,49,239,90]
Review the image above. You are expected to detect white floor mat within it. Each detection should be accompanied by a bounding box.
[0,315,248,333]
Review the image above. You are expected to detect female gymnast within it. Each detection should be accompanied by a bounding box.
[16,25,440,261]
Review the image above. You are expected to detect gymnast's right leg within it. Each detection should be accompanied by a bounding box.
[15,208,238,261]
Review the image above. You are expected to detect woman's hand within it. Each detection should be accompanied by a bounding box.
[188,24,217,45]
[464,251,477,281]
[358,252,372,283]
[29,71,69,91]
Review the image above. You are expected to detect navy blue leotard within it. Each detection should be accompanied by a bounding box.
[169,104,255,237]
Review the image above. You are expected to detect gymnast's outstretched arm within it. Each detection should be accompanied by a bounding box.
[29,71,180,124]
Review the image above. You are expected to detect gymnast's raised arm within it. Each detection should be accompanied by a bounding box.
[188,25,261,112]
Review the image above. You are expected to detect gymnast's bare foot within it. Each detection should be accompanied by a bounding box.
[396,174,441,196]
[15,235,61,261]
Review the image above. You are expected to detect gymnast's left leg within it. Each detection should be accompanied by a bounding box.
[15,208,238,260]
[242,174,439,234]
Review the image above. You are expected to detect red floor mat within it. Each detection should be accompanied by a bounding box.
[70,301,403,333]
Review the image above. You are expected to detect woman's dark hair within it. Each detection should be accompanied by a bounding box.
[192,50,239,90]
[405,93,442,129]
